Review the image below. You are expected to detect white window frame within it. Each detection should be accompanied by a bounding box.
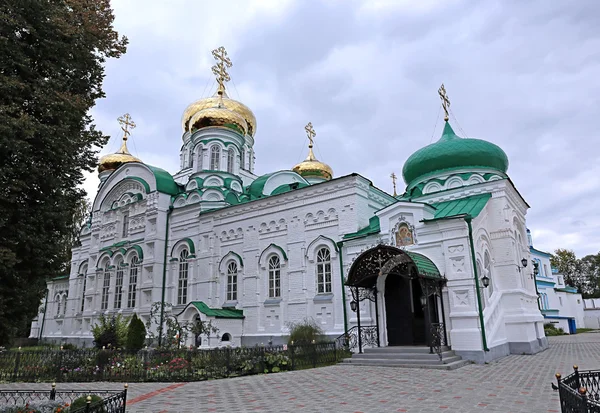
[268,255,281,298]
[227,261,238,301]
[227,148,235,173]
[127,256,139,308]
[101,265,111,311]
[177,249,189,305]
[114,261,124,309]
[210,145,220,170]
[316,248,332,294]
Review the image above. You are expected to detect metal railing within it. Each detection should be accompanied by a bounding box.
[429,322,446,360]
[334,325,379,354]
[555,365,600,412]
[0,383,127,413]
[0,343,343,383]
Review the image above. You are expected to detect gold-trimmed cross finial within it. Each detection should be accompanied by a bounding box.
[211,46,232,95]
[117,113,136,141]
[390,172,397,197]
[438,83,451,122]
[305,122,316,148]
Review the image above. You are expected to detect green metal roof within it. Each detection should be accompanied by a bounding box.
[178,301,244,319]
[405,251,442,279]
[146,165,181,195]
[429,193,491,221]
[343,216,381,240]
[402,122,509,187]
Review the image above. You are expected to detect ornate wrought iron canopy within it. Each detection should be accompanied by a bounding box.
[346,244,443,288]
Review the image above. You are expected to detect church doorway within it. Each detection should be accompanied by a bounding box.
[345,244,446,353]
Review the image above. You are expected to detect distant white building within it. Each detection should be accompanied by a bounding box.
[529,229,585,333]
[583,298,600,330]
[29,49,548,363]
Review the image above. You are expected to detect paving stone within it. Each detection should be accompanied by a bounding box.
[2,333,599,412]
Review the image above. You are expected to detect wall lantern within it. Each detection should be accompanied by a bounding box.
[420,295,427,307]
[521,258,528,268]
[481,274,490,288]
[350,300,357,312]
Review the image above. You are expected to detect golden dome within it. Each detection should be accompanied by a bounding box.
[188,103,248,136]
[182,90,256,137]
[293,146,333,181]
[98,140,141,173]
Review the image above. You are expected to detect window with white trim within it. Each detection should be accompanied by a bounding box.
[227,261,238,301]
[114,261,124,309]
[241,148,246,169]
[316,248,332,294]
[190,149,194,168]
[80,263,88,313]
[128,255,139,308]
[122,213,129,238]
[227,148,235,173]
[268,255,281,298]
[177,249,189,305]
[101,264,111,310]
[56,294,62,316]
[210,146,220,170]
[62,293,68,315]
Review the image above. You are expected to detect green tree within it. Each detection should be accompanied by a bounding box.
[581,253,600,298]
[126,313,147,352]
[92,314,130,349]
[551,249,583,292]
[0,0,127,345]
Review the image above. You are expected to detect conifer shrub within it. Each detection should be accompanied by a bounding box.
[287,318,324,345]
[126,313,147,352]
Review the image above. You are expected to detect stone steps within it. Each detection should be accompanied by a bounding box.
[342,346,469,370]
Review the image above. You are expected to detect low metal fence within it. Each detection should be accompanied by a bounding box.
[0,342,343,383]
[555,365,600,412]
[0,383,127,412]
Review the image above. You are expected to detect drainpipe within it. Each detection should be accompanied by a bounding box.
[336,241,349,333]
[158,204,174,347]
[465,215,489,352]
[38,289,49,342]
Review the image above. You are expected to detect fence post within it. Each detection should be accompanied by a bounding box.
[50,382,56,401]
[260,346,266,373]
[225,347,231,376]
[333,342,337,362]
[85,395,92,413]
[579,387,588,410]
[312,341,317,368]
[12,347,21,381]
[56,348,64,382]
[290,342,295,371]
[573,365,581,389]
[123,383,128,411]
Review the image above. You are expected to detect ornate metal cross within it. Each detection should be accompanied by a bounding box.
[390,172,397,196]
[117,113,136,140]
[305,122,316,147]
[438,83,451,121]
[211,46,232,91]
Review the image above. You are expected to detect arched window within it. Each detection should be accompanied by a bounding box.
[62,293,68,315]
[316,248,332,294]
[197,145,203,170]
[484,251,493,296]
[80,263,88,313]
[210,146,220,170]
[227,261,238,301]
[114,260,124,309]
[476,259,485,310]
[227,148,235,173]
[101,264,111,310]
[190,149,194,168]
[241,148,246,170]
[268,256,281,298]
[221,333,232,342]
[128,256,139,308]
[56,294,62,316]
[177,249,189,305]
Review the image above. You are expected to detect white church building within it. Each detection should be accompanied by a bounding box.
[30,48,547,363]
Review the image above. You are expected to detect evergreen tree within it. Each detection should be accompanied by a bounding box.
[126,313,147,352]
[0,0,127,345]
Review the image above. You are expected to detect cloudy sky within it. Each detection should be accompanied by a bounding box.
[86,0,600,257]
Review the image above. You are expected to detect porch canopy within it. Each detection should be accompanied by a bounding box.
[346,244,443,288]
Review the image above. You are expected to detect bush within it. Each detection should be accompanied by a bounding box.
[287,318,324,345]
[126,314,147,352]
[544,323,566,336]
[70,395,105,412]
[61,343,77,350]
[92,314,130,349]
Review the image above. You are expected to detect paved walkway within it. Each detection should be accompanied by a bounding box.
[2,333,600,412]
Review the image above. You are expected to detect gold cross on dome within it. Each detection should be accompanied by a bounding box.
[211,46,232,92]
[390,172,397,196]
[117,113,136,140]
[305,122,316,147]
[438,83,451,121]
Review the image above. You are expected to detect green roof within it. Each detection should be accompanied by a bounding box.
[178,301,244,319]
[427,193,491,221]
[405,251,442,279]
[50,275,69,281]
[343,216,381,239]
[402,122,509,187]
[146,165,181,196]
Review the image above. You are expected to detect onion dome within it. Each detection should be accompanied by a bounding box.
[188,95,249,136]
[292,122,333,181]
[182,89,256,137]
[98,114,142,173]
[402,121,509,186]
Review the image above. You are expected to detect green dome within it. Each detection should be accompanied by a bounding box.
[402,122,509,187]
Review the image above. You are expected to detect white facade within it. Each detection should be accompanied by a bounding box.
[31,78,548,363]
[583,298,600,330]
